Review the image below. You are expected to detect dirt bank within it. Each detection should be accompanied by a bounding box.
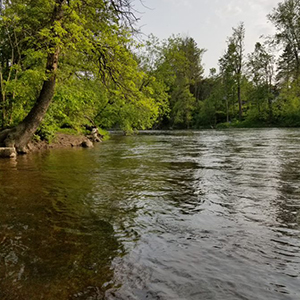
[28,133,94,152]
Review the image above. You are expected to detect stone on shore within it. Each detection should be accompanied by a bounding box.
[81,140,94,148]
[0,147,17,158]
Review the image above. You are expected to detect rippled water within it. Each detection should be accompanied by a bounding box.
[0,129,300,299]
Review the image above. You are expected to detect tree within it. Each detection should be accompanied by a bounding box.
[153,35,205,128]
[0,0,140,153]
[219,43,236,122]
[219,23,245,121]
[231,23,245,121]
[194,70,227,127]
[247,42,275,121]
[268,0,300,80]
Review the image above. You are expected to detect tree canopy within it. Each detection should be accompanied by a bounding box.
[0,0,168,151]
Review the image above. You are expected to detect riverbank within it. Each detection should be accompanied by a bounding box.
[28,133,95,152]
[213,115,300,129]
[0,132,97,158]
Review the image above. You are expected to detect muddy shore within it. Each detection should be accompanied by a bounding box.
[28,133,95,152]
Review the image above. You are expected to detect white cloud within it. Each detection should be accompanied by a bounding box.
[133,0,282,73]
[216,2,243,18]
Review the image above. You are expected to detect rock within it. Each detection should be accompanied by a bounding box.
[86,127,103,143]
[81,140,94,148]
[87,134,102,143]
[0,147,17,158]
[17,146,29,154]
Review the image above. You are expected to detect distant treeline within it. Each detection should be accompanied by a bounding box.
[139,0,300,129]
[0,0,300,149]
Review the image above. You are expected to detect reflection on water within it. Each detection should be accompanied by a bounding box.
[0,129,300,299]
[0,151,122,299]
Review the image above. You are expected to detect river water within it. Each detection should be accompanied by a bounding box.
[0,129,299,300]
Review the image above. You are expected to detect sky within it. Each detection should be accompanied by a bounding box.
[132,0,282,74]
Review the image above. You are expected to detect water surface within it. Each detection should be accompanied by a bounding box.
[0,129,299,299]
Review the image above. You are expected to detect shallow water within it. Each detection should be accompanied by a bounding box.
[0,129,299,299]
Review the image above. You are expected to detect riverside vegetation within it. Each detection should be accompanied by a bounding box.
[1,0,300,154]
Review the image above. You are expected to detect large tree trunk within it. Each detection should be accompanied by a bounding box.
[0,49,59,153]
[267,79,273,123]
[238,82,242,121]
[0,0,64,154]
[225,95,229,123]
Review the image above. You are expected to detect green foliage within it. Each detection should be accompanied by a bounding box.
[2,0,300,139]
[194,99,216,127]
[35,116,58,142]
[268,0,300,79]
[0,0,170,137]
[144,34,205,128]
[98,128,110,141]
[218,23,245,121]
[273,78,300,126]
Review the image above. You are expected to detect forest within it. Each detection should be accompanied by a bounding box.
[0,0,300,152]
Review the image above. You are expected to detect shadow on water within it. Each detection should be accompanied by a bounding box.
[0,150,125,300]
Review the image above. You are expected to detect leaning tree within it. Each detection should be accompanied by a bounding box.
[0,0,137,153]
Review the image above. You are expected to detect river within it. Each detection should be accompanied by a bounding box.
[0,129,299,299]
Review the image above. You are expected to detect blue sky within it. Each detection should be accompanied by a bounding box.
[132,0,281,74]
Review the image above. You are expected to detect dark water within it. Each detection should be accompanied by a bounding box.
[0,129,300,300]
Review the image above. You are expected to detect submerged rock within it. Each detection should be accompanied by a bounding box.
[81,140,94,148]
